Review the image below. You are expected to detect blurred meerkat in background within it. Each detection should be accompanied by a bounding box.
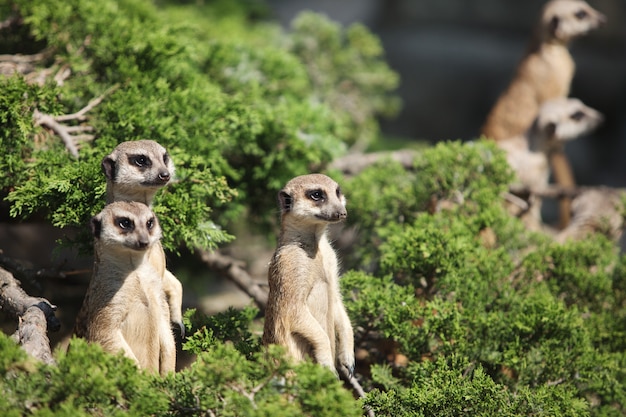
[498,97,603,229]
[482,0,605,227]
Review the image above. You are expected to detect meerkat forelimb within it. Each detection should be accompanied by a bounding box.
[100,139,184,337]
[498,97,603,228]
[262,174,355,377]
[77,201,176,375]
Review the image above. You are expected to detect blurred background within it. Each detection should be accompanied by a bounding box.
[268,0,626,187]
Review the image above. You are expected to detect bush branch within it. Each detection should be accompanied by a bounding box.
[32,84,119,158]
[197,250,268,313]
[0,266,59,364]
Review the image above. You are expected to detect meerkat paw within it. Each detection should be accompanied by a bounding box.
[173,319,185,339]
[337,350,355,378]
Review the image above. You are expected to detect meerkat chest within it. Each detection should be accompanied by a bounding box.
[534,45,575,98]
[511,150,549,187]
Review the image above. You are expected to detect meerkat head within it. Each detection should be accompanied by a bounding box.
[529,97,603,150]
[278,174,347,226]
[91,201,162,252]
[102,140,175,205]
[540,0,606,43]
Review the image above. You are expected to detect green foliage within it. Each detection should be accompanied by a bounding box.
[339,141,625,416]
[2,0,626,415]
[2,0,398,248]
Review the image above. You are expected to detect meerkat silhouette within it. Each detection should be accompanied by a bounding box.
[498,97,603,228]
[482,0,605,227]
[101,140,184,337]
[262,174,355,377]
[78,201,176,375]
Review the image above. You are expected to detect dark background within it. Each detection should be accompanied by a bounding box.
[268,0,626,187]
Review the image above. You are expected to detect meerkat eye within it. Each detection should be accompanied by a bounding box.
[146,218,155,230]
[163,153,169,165]
[116,217,133,230]
[130,155,151,168]
[570,110,586,121]
[336,187,342,198]
[308,190,325,202]
[574,9,589,20]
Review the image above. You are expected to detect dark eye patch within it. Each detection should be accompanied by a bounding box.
[116,217,134,232]
[163,153,170,165]
[147,217,155,230]
[574,9,589,20]
[570,110,586,121]
[307,189,325,202]
[129,154,151,168]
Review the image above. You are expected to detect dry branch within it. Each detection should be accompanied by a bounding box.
[0,266,59,364]
[33,84,120,158]
[329,149,417,176]
[339,367,376,417]
[198,250,268,313]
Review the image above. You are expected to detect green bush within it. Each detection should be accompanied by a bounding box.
[1,0,625,416]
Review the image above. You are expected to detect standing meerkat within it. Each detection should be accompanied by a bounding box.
[262,174,355,377]
[498,97,603,228]
[100,139,184,337]
[481,0,605,227]
[78,201,176,375]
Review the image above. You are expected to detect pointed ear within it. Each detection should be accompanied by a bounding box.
[101,155,116,180]
[91,215,103,239]
[549,15,560,37]
[278,191,292,213]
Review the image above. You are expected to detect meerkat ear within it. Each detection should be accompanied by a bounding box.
[278,191,293,213]
[101,155,116,180]
[549,15,560,37]
[91,216,103,239]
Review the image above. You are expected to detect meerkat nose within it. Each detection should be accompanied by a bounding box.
[158,171,170,182]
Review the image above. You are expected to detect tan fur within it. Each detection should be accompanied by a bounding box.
[77,202,176,375]
[262,174,354,377]
[482,0,605,141]
[498,97,603,228]
[482,0,605,228]
[100,140,184,336]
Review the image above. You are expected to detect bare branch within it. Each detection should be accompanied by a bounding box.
[329,150,417,176]
[55,84,120,122]
[0,266,59,364]
[32,84,120,158]
[198,250,268,313]
[339,367,376,417]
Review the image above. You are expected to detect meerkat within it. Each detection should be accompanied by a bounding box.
[77,201,176,375]
[498,97,603,228]
[100,139,184,337]
[556,188,624,243]
[262,174,355,377]
[481,0,605,227]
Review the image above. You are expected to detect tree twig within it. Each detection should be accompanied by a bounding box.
[197,250,268,313]
[338,367,376,417]
[0,266,59,364]
[329,150,417,176]
[32,84,120,158]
